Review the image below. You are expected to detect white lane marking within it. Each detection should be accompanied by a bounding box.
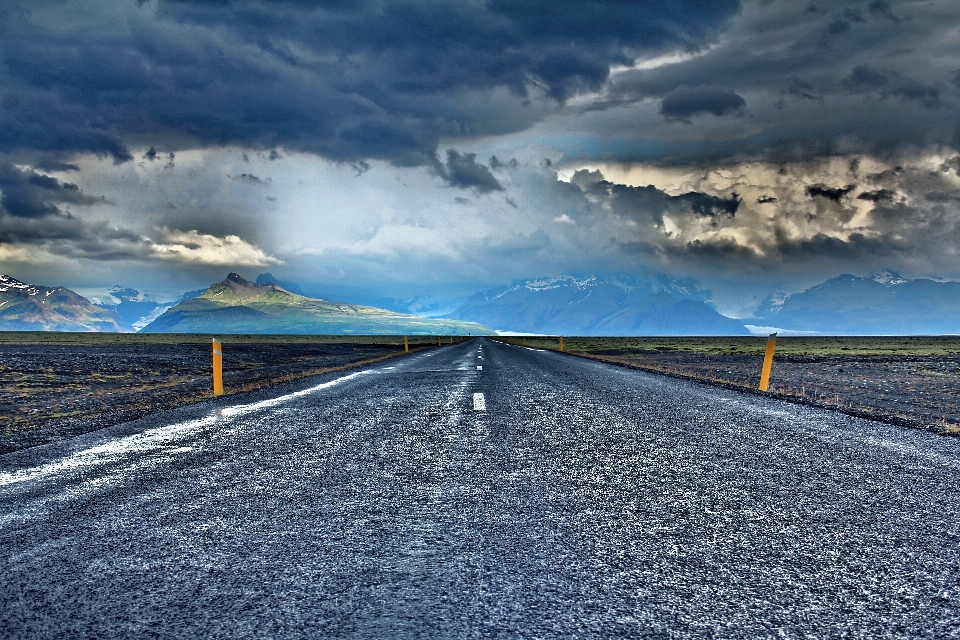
[0,370,376,488]
[477,365,482,370]
[473,393,486,411]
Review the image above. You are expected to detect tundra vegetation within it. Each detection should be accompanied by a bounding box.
[507,336,960,436]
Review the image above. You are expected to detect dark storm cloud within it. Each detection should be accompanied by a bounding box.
[857,189,896,201]
[806,184,855,202]
[230,173,267,184]
[868,0,902,22]
[570,169,739,225]
[842,66,940,108]
[0,0,740,170]
[0,161,155,259]
[842,65,889,89]
[660,86,746,121]
[441,151,503,193]
[595,0,960,165]
[0,164,106,219]
[677,191,741,217]
[489,156,518,170]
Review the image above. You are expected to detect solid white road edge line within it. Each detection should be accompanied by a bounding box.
[0,370,377,487]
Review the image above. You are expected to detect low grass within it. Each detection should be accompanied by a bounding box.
[0,332,466,347]
[503,335,960,357]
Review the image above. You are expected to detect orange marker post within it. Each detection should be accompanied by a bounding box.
[758,332,777,392]
[212,338,223,396]
[559,336,564,352]
[404,336,409,353]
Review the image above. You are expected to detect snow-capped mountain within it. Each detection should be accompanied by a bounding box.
[0,275,125,332]
[754,271,960,334]
[446,274,748,335]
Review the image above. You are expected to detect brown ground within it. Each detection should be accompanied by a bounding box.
[499,336,960,437]
[0,333,448,454]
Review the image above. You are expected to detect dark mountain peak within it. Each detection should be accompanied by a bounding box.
[225,272,251,285]
[216,273,293,298]
[255,272,304,295]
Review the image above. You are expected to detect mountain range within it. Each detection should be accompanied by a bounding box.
[753,271,960,335]
[0,275,124,332]
[444,275,750,336]
[141,273,493,335]
[3,270,958,335]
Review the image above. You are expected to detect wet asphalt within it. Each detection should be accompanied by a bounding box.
[1,338,959,638]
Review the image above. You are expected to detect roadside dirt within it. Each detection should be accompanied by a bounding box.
[0,340,415,454]
[574,350,960,436]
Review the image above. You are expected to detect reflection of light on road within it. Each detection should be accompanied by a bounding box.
[0,370,376,488]
[218,370,374,418]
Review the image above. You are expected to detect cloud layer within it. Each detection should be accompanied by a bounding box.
[1,0,960,313]
[0,0,739,167]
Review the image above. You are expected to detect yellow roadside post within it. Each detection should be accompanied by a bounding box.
[404,336,409,353]
[212,338,223,396]
[523,338,527,346]
[758,332,777,392]
[559,337,564,352]
[438,336,442,346]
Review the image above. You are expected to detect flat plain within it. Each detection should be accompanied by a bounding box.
[0,332,455,454]
[510,336,960,436]
[2,333,958,456]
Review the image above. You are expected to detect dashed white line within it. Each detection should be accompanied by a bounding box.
[473,393,486,411]
[477,365,482,370]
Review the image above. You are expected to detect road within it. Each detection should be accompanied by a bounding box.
[1,338,959,638]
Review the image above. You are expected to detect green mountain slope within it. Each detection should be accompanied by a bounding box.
[142,273,494,335]
[0,275,125,332]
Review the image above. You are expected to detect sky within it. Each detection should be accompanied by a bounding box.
[2,0,960,316]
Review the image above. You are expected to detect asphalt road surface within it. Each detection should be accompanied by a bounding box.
[2,338,959,638]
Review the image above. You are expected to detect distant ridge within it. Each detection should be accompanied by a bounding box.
[446,274,749,335]
[753,271,960,334]
[255,272,304,295]
[142,273,494,335]
[0,275,125,332]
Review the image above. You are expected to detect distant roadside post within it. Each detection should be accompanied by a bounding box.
[212,338,223,396]
[758,332,777,392]
[559,337,564,352]
[404,336,409,353]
